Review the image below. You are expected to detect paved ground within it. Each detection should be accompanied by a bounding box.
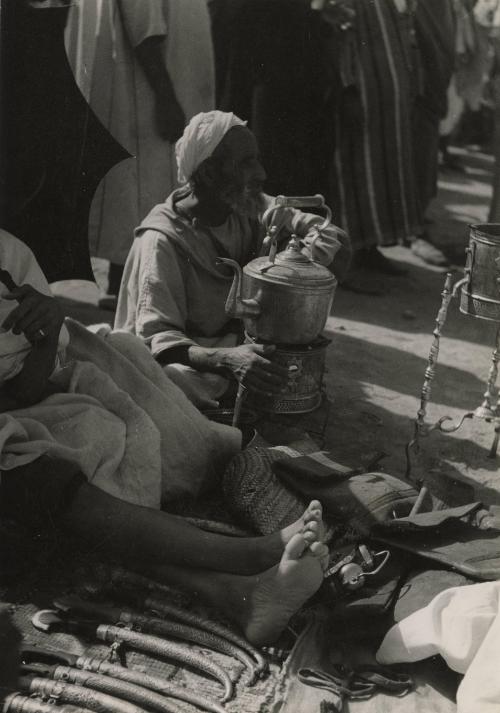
[52,146,500,510]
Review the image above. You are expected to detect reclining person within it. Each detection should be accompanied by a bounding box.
[115,111,351,408]
[0,228,329,645]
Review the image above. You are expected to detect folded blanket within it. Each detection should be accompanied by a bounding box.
[0,319,241,508]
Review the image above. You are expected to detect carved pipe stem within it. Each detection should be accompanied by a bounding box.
[476,324,500,418]
[414,273,454,441]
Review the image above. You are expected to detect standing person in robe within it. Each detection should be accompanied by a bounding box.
[413,0,456,213]
[409,0,456,268]
[438,0,487,173]
[209,0,332,198]
[64,0,215,308]
[475,0,500,223]
[321,0,448,282]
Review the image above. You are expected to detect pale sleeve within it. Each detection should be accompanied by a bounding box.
[0,234,68,385]
[13,239,70,353]
[260,195,352,274]
[117,0,167,48]
[132,232,198,357]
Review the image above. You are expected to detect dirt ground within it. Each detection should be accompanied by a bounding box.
[51,145,500,511]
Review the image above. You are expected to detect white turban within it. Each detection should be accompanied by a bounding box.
[175,111,247,184]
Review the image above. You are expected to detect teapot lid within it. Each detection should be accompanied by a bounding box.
[244,235,336,290]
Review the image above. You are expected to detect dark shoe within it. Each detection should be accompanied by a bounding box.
[411,238,449,267]
[355,246,408,276]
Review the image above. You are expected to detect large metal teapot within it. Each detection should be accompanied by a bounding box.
[218,195,338,345]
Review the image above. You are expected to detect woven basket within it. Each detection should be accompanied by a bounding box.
[223,446,306,535]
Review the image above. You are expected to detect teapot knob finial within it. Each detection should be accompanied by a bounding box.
[287,234,301,252]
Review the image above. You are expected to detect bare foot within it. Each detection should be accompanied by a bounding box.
[282,500,326,544]
[240,532,328,646]
[263,500,325,568]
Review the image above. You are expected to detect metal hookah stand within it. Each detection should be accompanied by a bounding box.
[406,224,500,509]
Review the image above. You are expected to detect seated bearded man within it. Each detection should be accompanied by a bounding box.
[0,229,329,646]
[115,111,351,408]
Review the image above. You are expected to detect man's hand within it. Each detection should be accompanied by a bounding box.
[2,285,64,344]
[220,343,289,395]
[155,90,186,143]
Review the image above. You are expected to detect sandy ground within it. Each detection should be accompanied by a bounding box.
[51,146,500,510]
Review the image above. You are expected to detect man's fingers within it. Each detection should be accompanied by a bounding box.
[3,285,33,301]
[253,367,286,386]
[253,355,290,380]
[2,297,50,334]
[242,365,290,393]
[251,343,276,356]
[1,301,34,331]
[24,322,52,343]
[250,345,289,376]
[242,375,283,395]
[12,310,46,336]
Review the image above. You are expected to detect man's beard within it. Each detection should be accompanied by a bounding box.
[221,184,264,219]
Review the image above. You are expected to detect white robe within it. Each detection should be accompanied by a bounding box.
[65,0,215,264]
[0,229,69,384]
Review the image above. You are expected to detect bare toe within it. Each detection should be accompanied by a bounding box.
[303,504,322,524]
[284,532,309,560]
[309,541,328,557]
[277,501,325,563]
[310,541,330,571]
[303,530,316,545]
[303,520,319,537]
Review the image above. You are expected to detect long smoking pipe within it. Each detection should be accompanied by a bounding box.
[31,609,233,702]
[55,595,258,682]
[21,646,225,713]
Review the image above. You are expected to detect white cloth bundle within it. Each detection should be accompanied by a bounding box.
[376,581,500,712]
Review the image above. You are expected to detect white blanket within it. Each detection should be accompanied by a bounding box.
[0,319,241,508]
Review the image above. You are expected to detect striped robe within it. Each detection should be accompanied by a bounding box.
[328,0,423,250]
[413,0,456,213]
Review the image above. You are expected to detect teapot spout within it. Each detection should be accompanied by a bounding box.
[217,257,261,319]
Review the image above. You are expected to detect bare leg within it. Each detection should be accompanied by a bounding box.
[152,532,329,646]
[61,483,324,576]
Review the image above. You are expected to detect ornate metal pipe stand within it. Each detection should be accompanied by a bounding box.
[475,324,500,421]
[406,225,500,496]
[405,273,456,481]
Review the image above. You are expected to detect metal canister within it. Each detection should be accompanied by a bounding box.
[460,224,500,322]
[246,336,330,414]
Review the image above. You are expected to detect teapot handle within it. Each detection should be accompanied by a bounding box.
[262,194,333,262]
[274,194,332,233]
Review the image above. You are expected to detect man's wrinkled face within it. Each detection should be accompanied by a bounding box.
[214,127,267,217]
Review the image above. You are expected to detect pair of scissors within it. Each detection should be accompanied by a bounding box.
[298,664,412,711]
